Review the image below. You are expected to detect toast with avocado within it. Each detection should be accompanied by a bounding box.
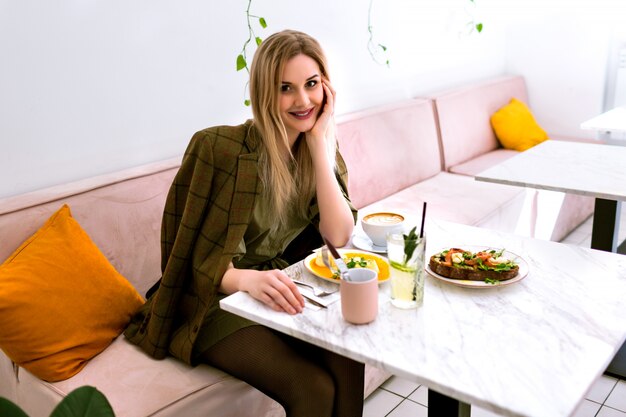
[429,248,519,282]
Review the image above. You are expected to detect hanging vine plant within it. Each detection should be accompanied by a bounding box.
[367,0,390,67]
[236,0,268,106]
[235,0,484,105]
[467,0,484,34]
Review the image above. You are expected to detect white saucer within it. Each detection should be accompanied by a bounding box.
[352,234,387,253]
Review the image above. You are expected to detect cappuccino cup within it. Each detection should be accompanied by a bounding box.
[361,211,405,247]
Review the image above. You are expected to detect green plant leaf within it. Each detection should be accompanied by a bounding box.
[259,17,267,28]
[244,99,251,106]
[255,37,262,46]
[0,398,29,417]
[476,23,483,33]
[379,44,387,51]
[50,386,114,417]
[402,226,419,265]
[236,54,246,71]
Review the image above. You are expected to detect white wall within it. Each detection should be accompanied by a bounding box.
[1,0,623,199]
[500,0,626,139]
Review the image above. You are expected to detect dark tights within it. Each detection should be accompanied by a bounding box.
[198,326,365,417]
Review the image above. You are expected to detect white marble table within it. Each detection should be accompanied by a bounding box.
[475,140,626,378]
[475,140,626,254]
[581,106,626,143]
[221,219,626,417]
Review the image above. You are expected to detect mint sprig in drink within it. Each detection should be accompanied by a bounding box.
[387,226,425,309]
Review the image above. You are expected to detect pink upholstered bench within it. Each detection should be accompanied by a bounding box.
[430,75,594,241]
[0,156,389,417]
[336,98,532,236]
[0,159,285,417]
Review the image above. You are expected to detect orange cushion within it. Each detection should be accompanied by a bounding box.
[490,98,549,151]
[0,204,144,382]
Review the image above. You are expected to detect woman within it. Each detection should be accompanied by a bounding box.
[125,30,364,416]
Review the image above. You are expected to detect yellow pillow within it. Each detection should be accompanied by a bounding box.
[0,204,144,382]
[490,98,549,151]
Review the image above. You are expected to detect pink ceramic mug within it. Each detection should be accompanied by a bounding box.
[340,268,378,324]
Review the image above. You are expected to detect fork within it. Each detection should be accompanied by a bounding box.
[292,279,338,297]
[320,244,352,282]
[322,240,354,281]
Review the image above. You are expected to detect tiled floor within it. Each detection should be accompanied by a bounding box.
[364,375,626,417]
[364,204,626,417]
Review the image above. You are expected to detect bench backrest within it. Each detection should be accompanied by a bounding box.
[432,75,529,169]
[0,159,179,296]
[336,99,443,209]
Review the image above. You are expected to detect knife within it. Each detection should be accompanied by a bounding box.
[322,236,352,281]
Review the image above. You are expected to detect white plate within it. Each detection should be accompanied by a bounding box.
[352,234,387,253]
[303,249,390,284]
[424,246,529,289]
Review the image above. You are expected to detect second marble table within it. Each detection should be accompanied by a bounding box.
[475,139,626,254]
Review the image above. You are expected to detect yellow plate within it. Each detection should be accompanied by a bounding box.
[303,249,390,284]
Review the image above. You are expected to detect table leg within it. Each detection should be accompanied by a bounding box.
[590,199,622,253]
[618,239,626,255]
[591,200,626,378]
[427,389,470,417]
[606,344,626,379]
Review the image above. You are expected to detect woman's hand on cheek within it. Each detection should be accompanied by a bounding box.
[241,269,305,314]
[307,80,335,142]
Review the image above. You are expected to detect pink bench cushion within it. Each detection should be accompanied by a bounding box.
[337,99,442,209]
[359,172,531,235]
[433,75,529,169]
[449,149,519,176]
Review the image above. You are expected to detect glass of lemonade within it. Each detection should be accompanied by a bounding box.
[387,232,426,309]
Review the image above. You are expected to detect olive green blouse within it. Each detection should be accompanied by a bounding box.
[193,196,311,358]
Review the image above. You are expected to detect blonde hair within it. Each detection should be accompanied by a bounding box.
[249,29,337,228]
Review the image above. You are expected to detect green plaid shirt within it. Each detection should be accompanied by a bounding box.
[124,120,355,363]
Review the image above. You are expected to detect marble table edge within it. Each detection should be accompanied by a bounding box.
[474,174,626,202]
